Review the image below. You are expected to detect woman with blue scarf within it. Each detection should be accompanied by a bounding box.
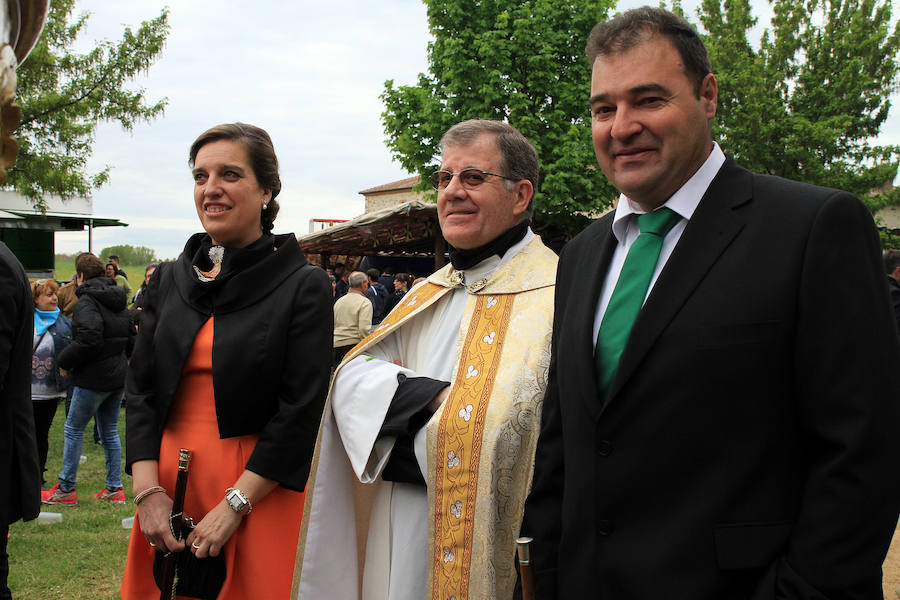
[31,279,72,484]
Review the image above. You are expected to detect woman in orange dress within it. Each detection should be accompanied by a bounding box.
[120,123,333,599]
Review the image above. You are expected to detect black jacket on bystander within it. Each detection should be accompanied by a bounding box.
[58,277,134,391]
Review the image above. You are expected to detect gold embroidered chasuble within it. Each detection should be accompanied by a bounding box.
[293,237,557,600]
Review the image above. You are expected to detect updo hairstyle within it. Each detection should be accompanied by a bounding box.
[188,123,282,234]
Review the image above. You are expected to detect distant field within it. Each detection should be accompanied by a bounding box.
[53,259,150,284]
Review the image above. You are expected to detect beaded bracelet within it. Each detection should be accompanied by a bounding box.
[133,485,166,506]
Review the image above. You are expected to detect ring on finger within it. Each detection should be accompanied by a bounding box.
[149,541,156,548]
[191,541,201,550]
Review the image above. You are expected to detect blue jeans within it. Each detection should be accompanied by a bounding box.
[58,386,124,492]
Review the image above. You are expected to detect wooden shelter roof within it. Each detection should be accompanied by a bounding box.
[297,200,441,257]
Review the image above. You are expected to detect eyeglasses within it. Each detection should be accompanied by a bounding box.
[429,168,516,191]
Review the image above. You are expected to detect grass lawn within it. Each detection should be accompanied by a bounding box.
[8,258,155,598]
[53,260,150,285]
[7,408,134,600]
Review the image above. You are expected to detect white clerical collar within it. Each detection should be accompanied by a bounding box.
[459,227,536,285]
[611,142,726,243]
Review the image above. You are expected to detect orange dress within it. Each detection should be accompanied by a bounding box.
[121,318,305,599]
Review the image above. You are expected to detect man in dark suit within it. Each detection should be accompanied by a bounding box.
[0,242,41,599]
[521,7,900,599]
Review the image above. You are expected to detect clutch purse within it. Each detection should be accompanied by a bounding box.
[152,547,226,600]
[152,448,226,600]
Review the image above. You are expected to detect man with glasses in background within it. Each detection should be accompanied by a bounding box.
[294,119,557,600]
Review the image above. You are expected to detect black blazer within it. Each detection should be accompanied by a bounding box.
[0,242,40,526]
[125,233,333,491]
[522,159,900,599]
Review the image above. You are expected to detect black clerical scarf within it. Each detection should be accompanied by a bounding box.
[447,219,530,271]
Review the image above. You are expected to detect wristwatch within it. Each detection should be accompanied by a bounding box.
[225,487,252,515]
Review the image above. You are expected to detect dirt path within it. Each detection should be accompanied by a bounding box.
[884,522,900,598]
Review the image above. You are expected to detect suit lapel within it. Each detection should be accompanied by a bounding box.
[605,159,753,406]
[571,214,618,422]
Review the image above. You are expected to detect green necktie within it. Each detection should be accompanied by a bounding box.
[595,207,682,399]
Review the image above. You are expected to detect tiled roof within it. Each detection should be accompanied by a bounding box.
[359,175,421,195]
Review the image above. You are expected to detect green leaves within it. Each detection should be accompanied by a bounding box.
[700,0,900,214]
[381,0,618,240]
[384,0,899,244]
[6,0,169,209]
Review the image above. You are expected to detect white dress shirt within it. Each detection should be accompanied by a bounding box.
[592,143,726,350]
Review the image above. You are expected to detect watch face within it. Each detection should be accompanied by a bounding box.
[227,490,246,513]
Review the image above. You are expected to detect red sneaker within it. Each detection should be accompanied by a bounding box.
[94,488,126,504]
[41,484,77,505]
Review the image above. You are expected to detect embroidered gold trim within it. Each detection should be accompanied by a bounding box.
[431,293,515,600]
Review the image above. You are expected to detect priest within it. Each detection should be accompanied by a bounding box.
[293,119,557,600]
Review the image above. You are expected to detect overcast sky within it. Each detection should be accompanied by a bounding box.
[53,0,900,259]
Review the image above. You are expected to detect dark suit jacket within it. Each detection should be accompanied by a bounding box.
[125,233,333,491]
[0,242,40,526]
[365,281,389,324]
[522,159,900,599]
